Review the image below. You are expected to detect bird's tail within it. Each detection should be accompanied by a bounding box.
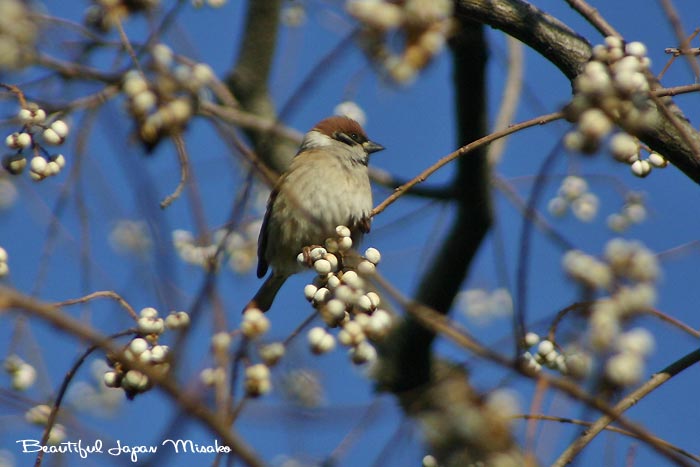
[245,273,287,312]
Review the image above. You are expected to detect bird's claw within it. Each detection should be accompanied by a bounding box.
[302,245,324,266]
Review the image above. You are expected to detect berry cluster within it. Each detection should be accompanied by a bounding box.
[172,221,260,273]
[457,287,512,324]
[603,327,655,386]
[258,342,285,367]
[609,133,668,178]
[563,238,658,291]
[109,219,153,255]
[244,364,271,397]
[201,322,274,397]
[607,191,647,233]
[2,103,69,181]
[4,354,37,391]
[520,333,592,379]
[200,332,232,387]
[240,308,271,339]
[199,310,273,397]
[564,37,668,178]
[121,43,214,148]
[103,307,190,399]
[25,404,66,445]
[521,322,652,387]
[300,226,390,365]
[562,238,659,387]
[547,175,599,222]
[199,227,389,400]
[0,0,37,70]
[280,369,324,408]
[347,0,454,83]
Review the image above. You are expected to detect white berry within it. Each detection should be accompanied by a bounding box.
[314,258,332,275]
[30,156,47,174]
[630,159,651,178]
[335,225,351,238]
[42,128,62,145]
[50,120,69,138]
[364,247,381,264]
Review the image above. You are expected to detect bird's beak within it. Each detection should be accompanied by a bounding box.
[363,140,385,154]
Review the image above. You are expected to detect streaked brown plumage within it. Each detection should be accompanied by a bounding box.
[248,116,384,311]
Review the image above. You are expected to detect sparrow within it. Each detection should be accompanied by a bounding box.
[247,116,384,311]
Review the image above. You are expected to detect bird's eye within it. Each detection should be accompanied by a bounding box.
[336,131,364,146]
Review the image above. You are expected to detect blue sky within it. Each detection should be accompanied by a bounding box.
[2,1,700,466]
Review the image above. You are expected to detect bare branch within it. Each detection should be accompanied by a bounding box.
[0,286,265,467]
[553,347,700,466]
[160,133,190,209]
[516,414,700,463]
[564,0,621,38]
[371,111,564,216]
[456,0,700,183]
[53,290,138,320]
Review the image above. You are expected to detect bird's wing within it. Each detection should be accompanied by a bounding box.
[256,187,278,278]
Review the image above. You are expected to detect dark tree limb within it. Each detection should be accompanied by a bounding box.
[378,15,492,392]
[225,0,296,175]
[376,13,524,466]
[456,0,700,183]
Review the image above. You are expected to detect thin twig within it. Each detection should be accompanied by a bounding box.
[489,35,524,165]
[160,133,190,209]
[646,308,700,338]
[200,102,303,143]
[36,330,134,467]
[515,414,700,463]
[283,310,318,346]
[656,82,700,97]
[0,286,265,467]
[492,175,574,251]
[552,347,700,466]
[371,111,564,216]
[371,275,695,467]
[53,290,138,321]
[649,92,700,158]
[515,140,563,354]
[31,109,104,298]
[658,0,700,80]
[664,47,700,57]
[370,416,411,467]
[547,301,700,343]
[0,83,28,107]
[547,301,591,343]
[324,399,384,465]
[34,53,122,83]
[114,16,144,75]
[141,0,188,55]
[657,240,700,261]
[658,30,700,81]
[524,378,548,466]
[564,0,621,38]
[369,167,454,200]
[226,338,249,426]
[73,110,99,310]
